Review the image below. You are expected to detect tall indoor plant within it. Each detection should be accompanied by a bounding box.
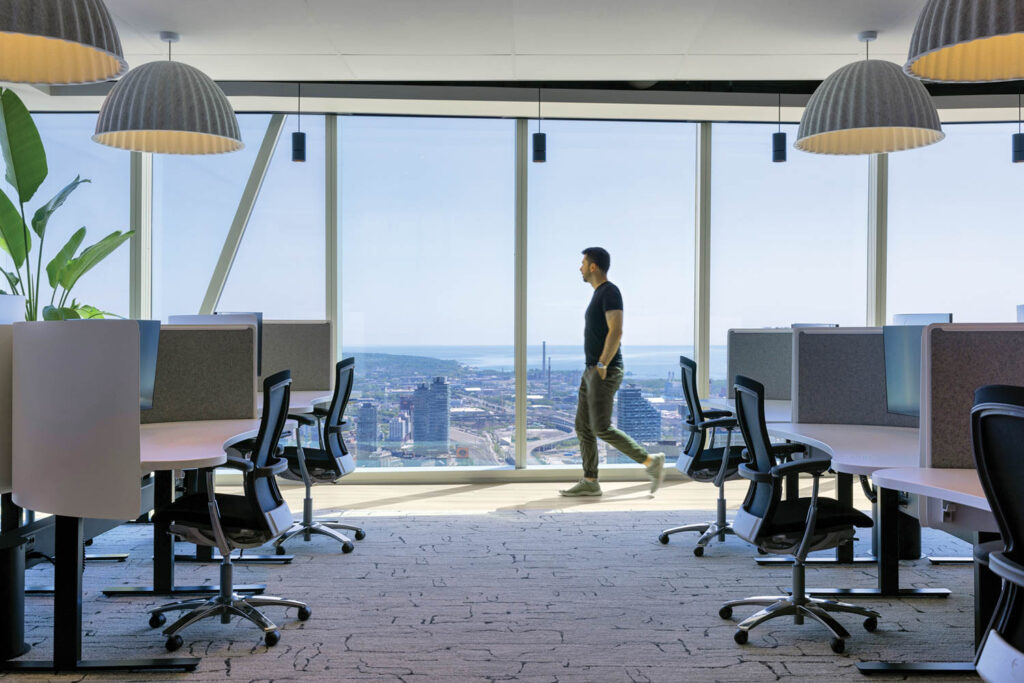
[0,87,132,321]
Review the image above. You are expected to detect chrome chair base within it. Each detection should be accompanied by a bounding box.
[149,592,310,649]
[659,521,736,556]
[720,594,879,653]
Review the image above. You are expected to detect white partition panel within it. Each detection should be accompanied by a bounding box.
[0,326,12,494]
[12,320,141,520]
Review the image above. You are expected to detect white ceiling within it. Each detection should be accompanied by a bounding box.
[103,0,927,82]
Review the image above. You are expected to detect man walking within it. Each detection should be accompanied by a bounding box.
[560,247,665,497]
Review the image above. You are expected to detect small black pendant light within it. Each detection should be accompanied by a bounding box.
[1013,92,1024,163]
[532,88,546,163]
[292,82,306,162]
[772,93,787,162]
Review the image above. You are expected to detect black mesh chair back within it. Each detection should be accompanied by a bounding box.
[679,356,704,454]
[246,370,292,533]
[733,375,780,541]
[972,384,1024,561]
[324,357,356,475]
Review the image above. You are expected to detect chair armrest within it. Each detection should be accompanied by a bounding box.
[255,457,289,477]
[211,453,254,473]
[690,416,737,431]
[989,551,1024,588]
[288,413,317,426]
[770,457,829,479]
[702,409,733,420]
[326,424,346,435]
[738,463,772,483]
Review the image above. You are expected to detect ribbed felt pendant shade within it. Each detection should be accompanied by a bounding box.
[906,0,1024,83]
[0,0,127,84]
[93,60,243,154]
[795,60,944,155]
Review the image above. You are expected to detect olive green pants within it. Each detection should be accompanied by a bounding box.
[575,365,649,479]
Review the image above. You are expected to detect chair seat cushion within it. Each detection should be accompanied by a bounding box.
[685,445,746,480]
[764,497,872,535]
[153,493,256,531]
[280,445,342,481]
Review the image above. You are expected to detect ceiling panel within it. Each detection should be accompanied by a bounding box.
[515,55,685,81]
[345,56,516,81]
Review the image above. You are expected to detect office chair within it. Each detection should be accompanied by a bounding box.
[148,370,310,650]
[273,357,365,554]
[971,385,1024,682]
[719,375,879,654]
[658,356,748,556]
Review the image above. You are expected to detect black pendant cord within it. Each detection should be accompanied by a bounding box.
[167,40,171,61]
[297,82,302,133]
[777,93,782,132]
[537,88,542,133]
[1018,91,1021,135]
[865,39,869,61]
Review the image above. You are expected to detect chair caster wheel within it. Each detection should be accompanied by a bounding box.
[165,635,183,652]
[658,534,669,545]
[830,638,845,654]
[354,529,366,540]
[275,545,287,555]
[298,606,312,621]
[265,630,280,646]
[734,630,748,645]
[342,542,354,553]
[693,546,704,557]
[863,617,878,632]
[149,612,166,628]
[719,606,732,620]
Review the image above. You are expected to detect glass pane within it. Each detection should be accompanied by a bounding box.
[527,120,697,467]
[341,116,516,468]
[709,123,868,397]
[888,123,1023,323]
[219,115,326,319]
[31,114,130,318]
[152,114,271,320]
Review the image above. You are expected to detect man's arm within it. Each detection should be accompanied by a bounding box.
[597,309,623,379]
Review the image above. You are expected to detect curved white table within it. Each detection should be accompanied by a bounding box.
[704,398,791,423]
[257,390,330,416]
[761,422,948,600]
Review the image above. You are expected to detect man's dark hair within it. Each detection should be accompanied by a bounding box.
[581,247,610,273]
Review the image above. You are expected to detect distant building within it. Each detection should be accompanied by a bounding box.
[388,415,408,443]
[356,402,378,452]
[413,377,450,456]
[617,386,661,442]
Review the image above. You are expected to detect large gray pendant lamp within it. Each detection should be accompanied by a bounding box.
[0,0,127,84]
[795,31,944,155]
[93,31,242,155]
[906,0,1024,83]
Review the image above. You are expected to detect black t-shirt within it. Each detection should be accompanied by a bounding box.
[584,281,623,368]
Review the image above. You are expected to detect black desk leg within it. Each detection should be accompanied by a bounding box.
[1,516,198,672]
[1,493,22,533]
[102,472,264,598]
[805,486,950,599]
[857,532,1000,676]
[758,472,874,566]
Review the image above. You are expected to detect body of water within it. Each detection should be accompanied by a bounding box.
[345,345,728,380]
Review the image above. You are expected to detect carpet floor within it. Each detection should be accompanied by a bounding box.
[3,508,977,682]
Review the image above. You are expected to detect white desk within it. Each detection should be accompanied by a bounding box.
[105,420,267,599]
[760,422,948,599]
[704,398,791,423]
[860,467,997,676]
[766,423,919,476]
[257,390,330,416]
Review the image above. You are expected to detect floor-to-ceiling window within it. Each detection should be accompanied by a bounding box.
[526,120,697,465]
[152,114,271,320]
[340,116,516,468]
[888,122,1024,323]
[219,115,326,319]
[708,123,868,397]
[31,114,131,318]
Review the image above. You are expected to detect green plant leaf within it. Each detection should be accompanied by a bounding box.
[72,304,106,319]
[31,176,89,239]
[0,88,47,204]
[0,265,19,293]
[46,225,86,288]
[42,305,80,321]
[58,229,133,291]
[0,186,29,267]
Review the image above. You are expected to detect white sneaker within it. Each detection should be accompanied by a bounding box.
[646,453,666,494]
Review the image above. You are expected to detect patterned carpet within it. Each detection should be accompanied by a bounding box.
[4,508,977,682]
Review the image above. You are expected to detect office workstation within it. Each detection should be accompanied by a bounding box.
[3,1,1024,680]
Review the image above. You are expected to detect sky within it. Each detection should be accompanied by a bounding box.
[20,114,1024,345]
